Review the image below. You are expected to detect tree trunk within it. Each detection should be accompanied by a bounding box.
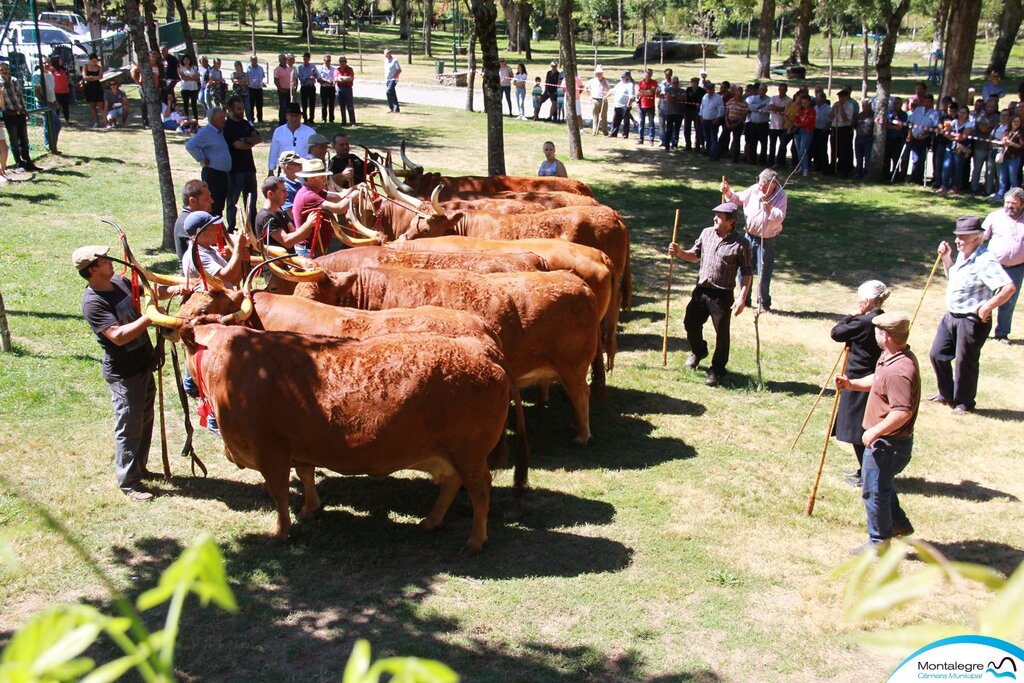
[776,14,784,54]
[788,0,812,65]
[826,17,833,95]
[294,0,308,39]
[251,3,257,52]
[276,0,283,33]
[641,15,647,70]
[987,0,1022,76]
[941,0,982,105]
[423,0,433,55]
[0,287,12,353]
[745,18,751,58]
[519,1,532,59]
[861,21,869,99]
[470,0,506,174]
[466,24,476,111]
[558,0,582,160]
[265,0,273,21]
[166,0,174,23]
[203,4,209,37]
[870,0,912,181]
[83,0,103,40]
[175,0,196,58]
[932,0,951,53]
[616,0,624,46]
[145,5,160,50]
[127,0,179,251]
[500,0,519,50]
[755,0,774,79]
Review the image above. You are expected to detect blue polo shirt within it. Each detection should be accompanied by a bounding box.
[185,123,232,173]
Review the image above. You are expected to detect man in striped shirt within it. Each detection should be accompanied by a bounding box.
[668,202,752,387]
[929,216,1016,414]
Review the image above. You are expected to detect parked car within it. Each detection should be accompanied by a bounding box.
[38,12,89,35]
[1,21,91,73]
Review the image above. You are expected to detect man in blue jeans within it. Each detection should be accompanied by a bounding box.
[982,189,1024,343]
[721,170,787,312]
[835,311,920,554]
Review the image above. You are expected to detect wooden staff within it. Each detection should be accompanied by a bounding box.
[790,345,846,451]
[721,175,726,202]
[806,347,849,516]
[662,208,681,366]
[910,252,943,331]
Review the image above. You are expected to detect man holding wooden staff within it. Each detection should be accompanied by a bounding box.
[667,202,752,387]
[835,312,920,554]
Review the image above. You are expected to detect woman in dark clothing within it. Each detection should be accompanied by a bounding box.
[830,280,890,486]
[82,53,105,127]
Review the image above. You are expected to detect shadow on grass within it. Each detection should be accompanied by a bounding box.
[5,309,83,321]
[900,477,1020,503]
[973,407,1024,422]
[925,539,1024,578]
[771,308,841,322]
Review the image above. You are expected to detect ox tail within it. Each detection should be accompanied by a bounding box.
[510,384,530,493]
[620,232,633,313]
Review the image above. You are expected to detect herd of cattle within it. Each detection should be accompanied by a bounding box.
[132,150,633,552]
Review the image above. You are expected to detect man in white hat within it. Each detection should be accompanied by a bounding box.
[76,245,185,501]
[291,158,363,257]
[586,65,610,136]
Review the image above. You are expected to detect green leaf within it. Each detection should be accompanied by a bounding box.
[137,535,237,614]
[978,560,1024,638]
[0,605,106,680]
[80,647,153,683]
[342,639,372,683]
[861,541,912,596]
[859,623,971,656]
[945,562,1006,591]
[839,547,880,610]
[906,538,949,567]
[374,657,459,683]
[848,564,944,622]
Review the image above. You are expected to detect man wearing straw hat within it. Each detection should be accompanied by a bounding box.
[836,311,920,554]
[291,158,362,257]
[76,246,184,501]
[929,216,1016,414]
[667,201,752,387]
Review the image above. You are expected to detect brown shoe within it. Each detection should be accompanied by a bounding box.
[125,487,154,502]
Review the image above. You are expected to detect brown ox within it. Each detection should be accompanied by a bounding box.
[178,324,509,550]
[403,173,593,198]
[440,197,547,215]
[388,236,621,373]
[447,190,600,210]
[365,202,632,315]
[293,266,600,444]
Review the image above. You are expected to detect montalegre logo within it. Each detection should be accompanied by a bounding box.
[888,635,1022,681]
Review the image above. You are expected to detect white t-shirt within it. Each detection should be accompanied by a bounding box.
[499,65,512,87]
[769,95,791,130]
[610,80,635,108]
[513,72,528,89]
[179,65,199,91]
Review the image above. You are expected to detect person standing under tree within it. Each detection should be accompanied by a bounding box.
[384,48,402,113]
[246,55,265,123]
[667,202,752,387]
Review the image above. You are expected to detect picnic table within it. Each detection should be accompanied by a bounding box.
[325,22,348,35]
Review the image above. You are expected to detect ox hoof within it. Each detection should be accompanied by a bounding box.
[570,435,593,447]
[419,519,443,533]
[462,541,486,556]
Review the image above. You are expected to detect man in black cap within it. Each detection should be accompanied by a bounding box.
[76,245,184,501]
[836,311,920,553]
[929,216,1016,413]
[533,60,561,121]
[668,202,752,386]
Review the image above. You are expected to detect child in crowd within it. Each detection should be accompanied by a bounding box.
[532,77,542,119]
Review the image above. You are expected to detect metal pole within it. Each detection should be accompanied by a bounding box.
[31,0,53,153]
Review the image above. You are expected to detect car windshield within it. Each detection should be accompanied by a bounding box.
[23,29,71,45]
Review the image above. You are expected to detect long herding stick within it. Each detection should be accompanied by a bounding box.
[662,209,681,366]
[806,346,850,516]
[910,252,943,330]
[790,345,846,451]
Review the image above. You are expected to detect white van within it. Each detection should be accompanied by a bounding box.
[38,12,90,35]
[0,21,90,73]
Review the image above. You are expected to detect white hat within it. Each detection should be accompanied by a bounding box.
[594,64,604,73]
[296,158,331,178]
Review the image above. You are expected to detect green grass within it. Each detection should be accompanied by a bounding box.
[1,36,1023,683]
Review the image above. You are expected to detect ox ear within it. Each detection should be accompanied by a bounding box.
[190,323,222,348]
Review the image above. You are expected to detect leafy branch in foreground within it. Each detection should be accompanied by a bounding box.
[0,474,459,682]
[833,538,1024,655]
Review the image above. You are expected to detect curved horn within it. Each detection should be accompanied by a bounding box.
[325,210,379,248]
[430,185,446,217]
[102,219,188,287]
[347,200,385,240]
[374,159,424,209]
[400,139,423,171]
[146,299,186,329]
[218,292,254,325]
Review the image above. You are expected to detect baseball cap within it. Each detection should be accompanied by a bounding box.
[72,245,110,270]
[183,211,223,237]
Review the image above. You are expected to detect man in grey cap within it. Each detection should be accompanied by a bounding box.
[836,311,920,553]
[76,246,184,501]
[929,216,1016,414]
[668,201,752,386]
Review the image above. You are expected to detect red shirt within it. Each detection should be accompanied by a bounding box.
[292,186,328,251]
[794,107,816,133]
[637,78,658,109]
[52,68,69,95]
[335,65,355,87]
